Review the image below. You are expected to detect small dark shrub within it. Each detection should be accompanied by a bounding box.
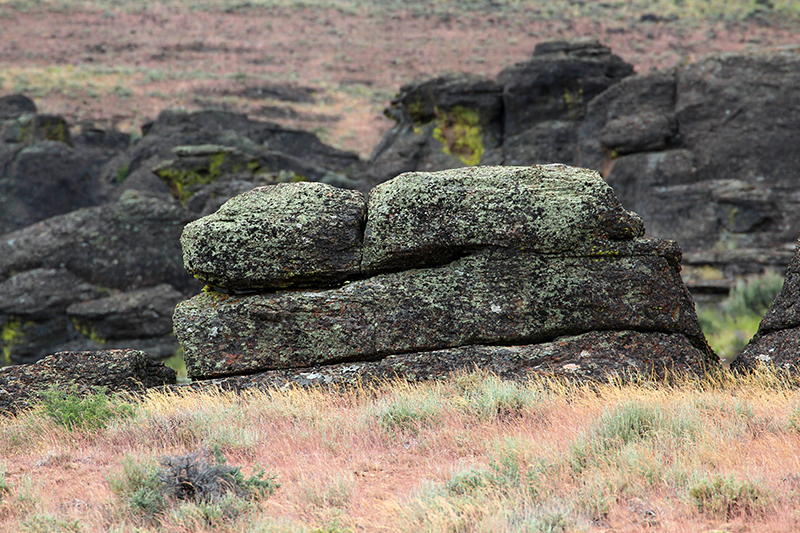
[159,447,279,504]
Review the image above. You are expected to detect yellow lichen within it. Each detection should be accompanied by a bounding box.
[1,318,31,365]
[71,318,107,345]
[432,106,484,166]
[563,86,584,119]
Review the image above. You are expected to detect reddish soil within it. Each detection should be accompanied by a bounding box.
[1,6,798,158]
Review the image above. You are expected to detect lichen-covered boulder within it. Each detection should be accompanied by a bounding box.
[174,164,715,382]
[362,164,644,271]
[0,349,176,415]
[175,222,711,379]
[181,182,366,291]
[732,237,800,371]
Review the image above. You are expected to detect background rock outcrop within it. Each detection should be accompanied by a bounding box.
[0,191,195,364]
[0,105,371,365]
[368,42,800,293]
[368,39,633,184]
[174,165,716,382]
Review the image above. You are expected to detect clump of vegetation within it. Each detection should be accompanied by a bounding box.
[2,369,800,531]
[38,384,136,432]
[689,474,771,519]
[160,447,279,504]
[109,446,278,527]
[697,270,785,362]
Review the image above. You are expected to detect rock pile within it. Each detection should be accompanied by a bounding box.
[174,164,716,384]
[732,237,800,371]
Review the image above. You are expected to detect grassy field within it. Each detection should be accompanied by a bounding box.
[2,368,800,532]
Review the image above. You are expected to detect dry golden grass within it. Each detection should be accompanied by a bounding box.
[1,368,800,532]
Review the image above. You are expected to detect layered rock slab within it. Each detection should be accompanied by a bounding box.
[173,330,711,391]
[174,164,714,381]
[175,243,710,379]
[0,349,176,415]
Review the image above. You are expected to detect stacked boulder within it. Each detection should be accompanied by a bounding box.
[732,237,800,371]
[174,164,716,384]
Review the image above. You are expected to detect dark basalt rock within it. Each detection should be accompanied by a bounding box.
[732,237,800,371]
[0,349,175,416]
[0,94,36,121]
[172,330,712,392]
[0,191,198,364]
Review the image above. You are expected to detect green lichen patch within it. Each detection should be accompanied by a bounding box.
[154,147,253,206]
[1,317,33,366]
[432,106,484,166]
[563,85,585,120]
[70,317,107,345]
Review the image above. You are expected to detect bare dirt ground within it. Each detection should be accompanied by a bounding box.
[1,4,799,159]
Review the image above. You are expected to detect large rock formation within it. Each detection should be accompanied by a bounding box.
[0,103,374,366]
[368,42,800,291]
[731,237,800,371]
[174,165,716,383]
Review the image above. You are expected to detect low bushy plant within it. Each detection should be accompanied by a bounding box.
[160,448,279,504]
[376,390,441,435]
[689,474,770,519]
[38,385,136,432]
[109,447,279,526]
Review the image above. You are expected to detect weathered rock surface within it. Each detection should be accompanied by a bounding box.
[104,109,368,209]
[498,39,635,136]
[173,330,712,392]
[0,111,128,234]
[732,237,800,371]
[181,182,366,291]
[0,94,37,120]
[0,349,176,415]
[0,98,382,367]
[367,74,504,183]
[0,191,198,364]
[362,164,644,270]
[174,165,715,381]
